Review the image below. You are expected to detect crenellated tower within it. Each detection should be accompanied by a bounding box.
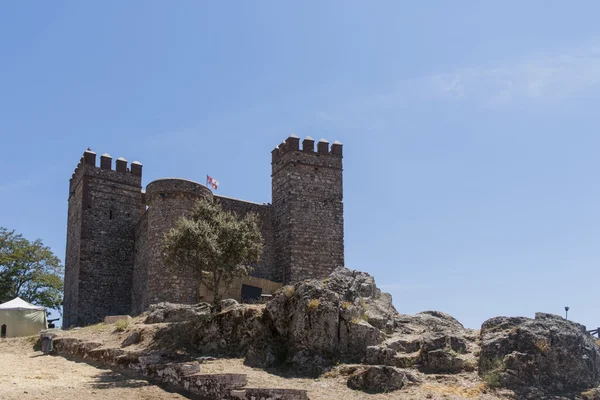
[271,134,344,283]
[63,149,144,328]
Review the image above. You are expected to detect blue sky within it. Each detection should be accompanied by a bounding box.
[2,1,600,329]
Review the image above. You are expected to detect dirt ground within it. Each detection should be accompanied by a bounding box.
[0,322,513,400]
[0,337,187,400]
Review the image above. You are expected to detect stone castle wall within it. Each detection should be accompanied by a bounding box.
[214,195,278,282]
[143,179,214,306]
[131,211,148,315]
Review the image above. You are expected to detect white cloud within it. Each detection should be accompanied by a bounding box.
[427,44,600,105]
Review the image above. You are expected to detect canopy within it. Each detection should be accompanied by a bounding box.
[0,297,45,311]
[0,297,47,338]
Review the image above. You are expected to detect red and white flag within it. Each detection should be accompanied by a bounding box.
[207,175,219,190]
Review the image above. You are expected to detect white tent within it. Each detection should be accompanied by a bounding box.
[0,297,47,338]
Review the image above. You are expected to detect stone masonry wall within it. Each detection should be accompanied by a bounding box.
[131,211,149,314]
[272,135,344,283]
[64,151,144,327]
[63,170,84,328]
[214,195,279,282]
[144,179,213,305]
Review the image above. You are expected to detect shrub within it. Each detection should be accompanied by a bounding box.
[480,357,505,388]
[114,319,130,332]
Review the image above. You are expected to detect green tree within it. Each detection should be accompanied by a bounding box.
[162,198,263,311]
[0,227,64,311]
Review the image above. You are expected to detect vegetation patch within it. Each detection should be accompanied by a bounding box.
[114,319,130,332]
[534,338,550,353]
[282,285,295,298]
[480,357,505,388]
[307,298,321,310]
[422,383,487,398]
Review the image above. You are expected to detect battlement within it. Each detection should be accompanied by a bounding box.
[70,149,143,185]
[69,149,143,197]
[271,134,343,163]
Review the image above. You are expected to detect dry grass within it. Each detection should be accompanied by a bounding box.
[358,297,366,311]
[422,383,487,398]
[282,285,295,298]
[114,319,130,332]
[307,299,321,310]
[341,301,352,310]
[581,389,600,400]
[84,322,109,332]
[534,338,549,353]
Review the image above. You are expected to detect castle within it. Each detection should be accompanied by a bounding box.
[63,135,344,327]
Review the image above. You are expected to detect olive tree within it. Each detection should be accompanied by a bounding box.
[162,198,263,310]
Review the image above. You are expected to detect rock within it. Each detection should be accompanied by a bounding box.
[220,299,239,309]
[339,319,382,362]
[145,302,212,324]
[196,356,216,363]
[362,311,475,374]
[256,267,389,374]
[325,267,397,330]
[121,331,142,347]
[479,313,600,394]
[419,348,467,374]
[347,366,409,393]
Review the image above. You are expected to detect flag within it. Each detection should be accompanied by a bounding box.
[207,175,219,190]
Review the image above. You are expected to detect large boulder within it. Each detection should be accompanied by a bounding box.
[153,304,266,357]
[479,313,600,395]
[347,366,409,393]
[248,267,389,375]
[363,311,476,374]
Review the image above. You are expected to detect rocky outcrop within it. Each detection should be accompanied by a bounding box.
[145,302,212,324]
[141,267,600,397]
[479,313,600,395]
[245,267,394,375]
[364,310,477,374]
[149,267,477,379]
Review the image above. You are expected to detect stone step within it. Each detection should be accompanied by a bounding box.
[183,373,248,398]
[230,388,309,400]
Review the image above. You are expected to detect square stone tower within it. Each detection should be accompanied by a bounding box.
[63,150,144,328]
[271,134,344,283]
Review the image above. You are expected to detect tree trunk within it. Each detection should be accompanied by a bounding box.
[213,291,222,312]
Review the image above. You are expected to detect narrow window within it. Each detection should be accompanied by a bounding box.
[109,210,113,220]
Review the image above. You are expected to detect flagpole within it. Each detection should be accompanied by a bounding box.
[206,174,208,188]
